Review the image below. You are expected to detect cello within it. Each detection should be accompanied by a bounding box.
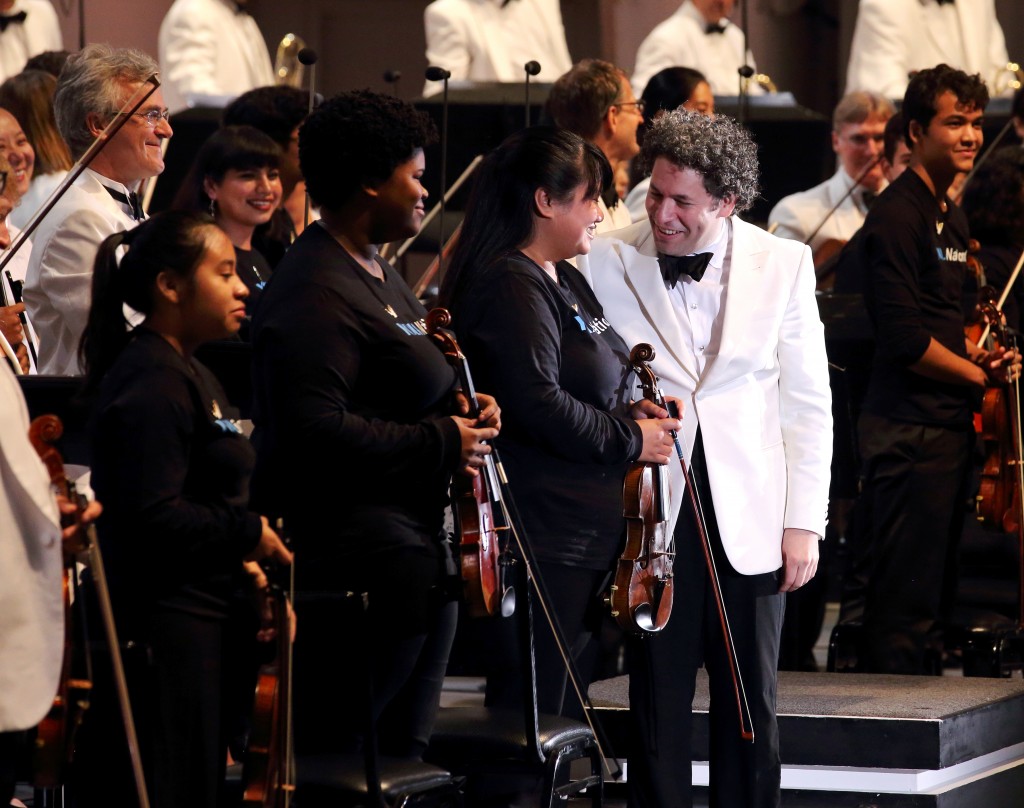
[426,307,515,619]
[608,344,675,634]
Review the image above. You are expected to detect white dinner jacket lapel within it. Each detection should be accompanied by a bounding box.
[619,226,700,385]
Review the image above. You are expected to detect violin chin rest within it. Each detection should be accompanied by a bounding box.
[633,603,654,632]
[499,587,516,619]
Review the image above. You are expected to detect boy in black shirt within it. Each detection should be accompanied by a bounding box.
[851,64,1017,674]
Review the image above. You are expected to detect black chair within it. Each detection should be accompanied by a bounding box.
[425,571,603,808]
[294,592,463,808]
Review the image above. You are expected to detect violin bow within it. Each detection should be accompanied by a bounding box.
[425,307,624,779]
[0,74,161,280]
[676,441,756,742]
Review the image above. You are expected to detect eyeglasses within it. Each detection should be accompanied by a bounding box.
[129,108,171,127]
[610,99,645,115]
[0,171,7,194]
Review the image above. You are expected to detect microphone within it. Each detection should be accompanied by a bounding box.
[383,69,402,96]
[297,48,317,66]
[425,66,451,82]
[524,61,541,128]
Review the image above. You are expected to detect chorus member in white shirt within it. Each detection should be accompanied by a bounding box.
[769,92,893,254]
[0,0,61,85]
[159,0,275,113]
[546,59,643,234]
[631,0,763,99]
[846,0,1010,99]
[24,45,172,376]
[422,0,573,97]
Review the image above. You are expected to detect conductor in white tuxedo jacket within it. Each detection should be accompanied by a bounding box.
[579,109,832,807]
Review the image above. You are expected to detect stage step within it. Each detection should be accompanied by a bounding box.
[590,670,1024,807]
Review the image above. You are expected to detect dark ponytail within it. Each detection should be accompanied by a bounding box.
[79,210,216,394]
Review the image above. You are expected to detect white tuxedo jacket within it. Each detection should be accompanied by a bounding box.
[578,217,832,575]
[846,0,1009,98]
[159,0,275,113]
[0,362,62,731]
[0,0,62,84]
[422,0,573,97]
[768,169,875,253]
[24,169,137,376]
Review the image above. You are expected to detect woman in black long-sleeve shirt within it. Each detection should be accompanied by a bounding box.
[250,90,500,758]
[75,211,291,808]
[439,127,680,715]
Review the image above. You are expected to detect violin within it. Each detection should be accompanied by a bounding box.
[28,414,151,807]
[608,344,675,634]
[426,307,515,619]
[242,526,296,808]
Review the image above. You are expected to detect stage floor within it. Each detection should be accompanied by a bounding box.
[589,671,1024,807]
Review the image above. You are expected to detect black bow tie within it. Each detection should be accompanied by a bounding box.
[705,22,727,34]
[104,186,145,221]
[0,10,27,32]
[659,252,713,287]
[934,0,955,5]
[860,190,877,211]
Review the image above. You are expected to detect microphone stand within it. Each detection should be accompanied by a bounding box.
[736,0,752,126]
[425,66,451,278]
[524,61,541,128]
[298,48,318,229]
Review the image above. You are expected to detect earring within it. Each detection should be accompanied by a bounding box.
[208,197,216,216]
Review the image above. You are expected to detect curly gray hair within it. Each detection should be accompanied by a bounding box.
[54,44,158,160]
[639,109,760,212]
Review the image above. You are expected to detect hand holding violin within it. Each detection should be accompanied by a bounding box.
[631,396,682,464]
[56,493,102,557]
[451,391,501,477]
[975,345,1022,386]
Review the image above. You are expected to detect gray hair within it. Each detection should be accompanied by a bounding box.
[54,44,158,159]
[832,90,893,130]
[639,108,760,212]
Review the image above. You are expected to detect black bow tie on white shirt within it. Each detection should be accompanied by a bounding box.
[0,10,27,32]
[658,252,713,287]
[705,21,727,34]
[934,0,955,6]
[104,186,145,221]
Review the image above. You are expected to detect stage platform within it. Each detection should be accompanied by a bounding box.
[589,671,1024,807]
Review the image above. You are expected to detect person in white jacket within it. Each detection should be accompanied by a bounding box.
[159,0,275,113]
[422,0,572,97]
[579,109,831,807]
[0,0,62,85]
[846,0,1010,99]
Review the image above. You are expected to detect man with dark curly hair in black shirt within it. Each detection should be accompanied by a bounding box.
[847,64,1018,675]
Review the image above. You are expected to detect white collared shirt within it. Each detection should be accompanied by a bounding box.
[666,218,731,377]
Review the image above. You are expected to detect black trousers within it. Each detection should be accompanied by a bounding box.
[292,549,458,759]
[483,562,611,719]
[70,605,254,808]
[627,436,785,808]
[851,413,973,674]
